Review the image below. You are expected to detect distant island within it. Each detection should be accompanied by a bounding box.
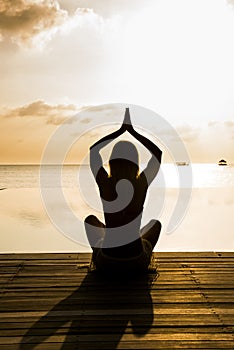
[218,159,227,166]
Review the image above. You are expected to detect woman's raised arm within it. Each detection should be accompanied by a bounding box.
[90,123,126,180]
[125,110,162,185]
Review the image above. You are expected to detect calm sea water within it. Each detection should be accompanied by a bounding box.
[0,163,234,189]
[0,164,233,252]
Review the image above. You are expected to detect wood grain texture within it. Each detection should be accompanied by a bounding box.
[0,252,233,349]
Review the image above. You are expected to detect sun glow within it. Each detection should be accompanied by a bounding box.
[117,0,234,123]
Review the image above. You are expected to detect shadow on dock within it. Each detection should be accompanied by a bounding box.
[20,270,157,349]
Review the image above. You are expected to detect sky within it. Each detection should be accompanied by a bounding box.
[0,0,234,164]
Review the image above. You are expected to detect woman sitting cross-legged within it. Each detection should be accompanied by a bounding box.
[84,108,162,273]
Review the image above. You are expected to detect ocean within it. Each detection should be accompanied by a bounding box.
[1,163,234,189]
[0,164,233,252]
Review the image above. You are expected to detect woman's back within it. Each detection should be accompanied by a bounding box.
[85,108,162,267]
[95,166,148,258]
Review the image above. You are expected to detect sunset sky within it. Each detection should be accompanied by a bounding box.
[1,0,234,164]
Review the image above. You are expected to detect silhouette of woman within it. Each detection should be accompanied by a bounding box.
[84,108,162,272]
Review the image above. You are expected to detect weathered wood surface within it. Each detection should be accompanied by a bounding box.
[0,252,233,349]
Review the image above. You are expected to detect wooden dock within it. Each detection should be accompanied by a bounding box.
[0,252,234,349]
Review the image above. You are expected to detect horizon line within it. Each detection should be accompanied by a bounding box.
[0,162,232,166]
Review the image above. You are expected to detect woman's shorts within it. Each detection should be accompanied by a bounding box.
[92,239,153,272]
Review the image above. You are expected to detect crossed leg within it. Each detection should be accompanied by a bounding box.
[85,215,161,251]
[84,215,105,249]
[140,219,162,250]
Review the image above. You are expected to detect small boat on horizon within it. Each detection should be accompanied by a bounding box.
[176,161,189,166]
[218,159,227,166]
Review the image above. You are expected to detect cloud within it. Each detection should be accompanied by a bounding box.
[209,120,234,128]
[1,100,80,125]
[0,101,123,126]
[224,121,234,128]
[224,121,234,139]
[176,125,200,142]
[0,0,125,47]
[0,0,67,45]
[1,101,234,163]
[208,121,219,127]
[82,104,120,115]
[156,124,200,143]
[80,118,92,124]
[207,120,234,139]
[58,0,153,18]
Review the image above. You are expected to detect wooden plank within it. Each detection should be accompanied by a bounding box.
[0,252,234,350]
[0,343,233,350]
[1,332,234,344]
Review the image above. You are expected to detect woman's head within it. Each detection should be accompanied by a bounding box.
[109,141,139,180]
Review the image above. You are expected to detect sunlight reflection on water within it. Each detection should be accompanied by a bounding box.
[0,164,233,188]
[0,164,233,252]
